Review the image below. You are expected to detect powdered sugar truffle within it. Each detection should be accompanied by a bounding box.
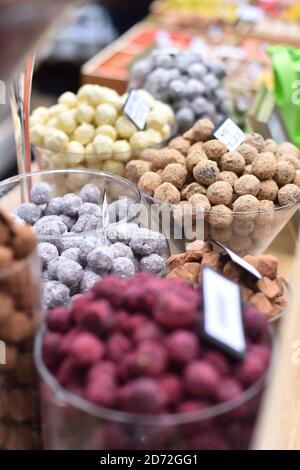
[56,259,84,288]
[112,257,135,277]
[38,242,59,269]
[140,254,167,274]
[79,184,101,204]
[43,280,70,309]
[87,247,113,274]
[30,182,52,205]
[17,203,41,225]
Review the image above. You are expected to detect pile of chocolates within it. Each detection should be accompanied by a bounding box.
[129,49,229,132]
[41,273,272,450]
[30,86,174,176]
[167,241,287,321]
[0,211,41,450]
[14,182,168,311]
[126,119,300,254]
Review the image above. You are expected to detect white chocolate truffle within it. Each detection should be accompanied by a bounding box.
[85,143,95,155]
[47,118,59,128]
[65,141,85,165]
[161,124,172,140]
[73,123,95,145]
[58,91,78,109]
[49,104,68,118]
[116,116,137,139]
[77,84,104,106]
[57,111,77,135]
[95,103,117,126]
[152,101,174,124]
[93,135,113,158]
[102,160,125,176]
[130,130,161,149]
[112,140,131,162]
[95,125,117,141]
[136,89,156,107]
[147,109,168,130]
[31,106,50,124]
[30,124,46,146]
[75,103,95,124]
[44,128,69,151]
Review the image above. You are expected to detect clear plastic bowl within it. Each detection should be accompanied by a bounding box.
[0,169,141,228]
[141,192,300,257]
[34,326,274,450]
[0,247,41,449]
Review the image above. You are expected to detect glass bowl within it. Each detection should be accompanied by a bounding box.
[141,192,300,257]
[0,169,141,226]
[34,326,275,450]
[0,247,41,449]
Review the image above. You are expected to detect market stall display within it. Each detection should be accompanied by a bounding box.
[36,272,273,450]
[30,86,174,176]
[2,0,300,454]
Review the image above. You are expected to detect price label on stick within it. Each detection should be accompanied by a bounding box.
[202,267,246,360]
[211,239,262,280]
[123,90,150,131]
[214,118,245,151]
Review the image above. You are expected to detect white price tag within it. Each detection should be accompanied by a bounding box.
[211,239,262,280]
[123,90,150,131]
[202,267,246,359]
[214,118,245,151]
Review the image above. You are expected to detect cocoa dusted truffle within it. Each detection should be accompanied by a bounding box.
[193,159,219,185]
[237,143,258,165]
[256,179,278,201]
[126,160,151,184]
[206,181,233,205]
[186,150,207,173]
[202,140,227,162]
[251,152,277,180]
[188,194,211,212]
[154,182,181,204]
[277,184,300,206]
[274,161,295,186]
[233,195,260,215]
[162,163,187,189]
[234,175,260,197]
[244,132,264,152]
[221,151,245,175]
[209,205,233,228]
[217,171,238,187]
[169,137,190,156]
[192,118,214,142]
[138,172,162,196]
[181,182,206,200]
